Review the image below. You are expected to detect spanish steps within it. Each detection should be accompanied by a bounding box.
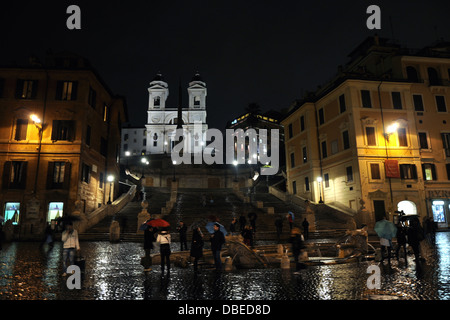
[80,180,354,243]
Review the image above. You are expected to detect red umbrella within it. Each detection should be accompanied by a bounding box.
[146,219,170,228]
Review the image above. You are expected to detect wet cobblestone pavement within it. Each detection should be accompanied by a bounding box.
[1,232,450,300]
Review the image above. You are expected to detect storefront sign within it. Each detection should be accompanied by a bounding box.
[385,159,400,178]
[427,190,450,198]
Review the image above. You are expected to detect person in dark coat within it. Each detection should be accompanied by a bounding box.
[395,222,408,265]
[242,225,254,247]
[142,226,156,271]
[275,215,283,241]
[289,227,305,272]
[302,218,309,240]
[210,223,225,271]
[407,217,424,263]
[239,213,246,232]
[190,227,204,273]
[177,221,188,251]
[144,226,156,257]
[248,212,257,232]
[230,218,238,235]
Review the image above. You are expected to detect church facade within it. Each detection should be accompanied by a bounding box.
[143,72,208,156]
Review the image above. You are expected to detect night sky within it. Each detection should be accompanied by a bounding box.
[1,0,450,130]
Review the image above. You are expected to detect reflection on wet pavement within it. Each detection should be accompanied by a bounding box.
[1,232,450,300]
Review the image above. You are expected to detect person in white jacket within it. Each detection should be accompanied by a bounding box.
[157,230,171,273]
[61,222,80,276]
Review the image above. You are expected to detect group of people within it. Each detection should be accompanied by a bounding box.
[379,215,437,266]
[275,215,310,241]
[143,221,226,274]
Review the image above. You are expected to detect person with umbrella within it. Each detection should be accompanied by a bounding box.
[289,227,305,273]
[156,228,172,274]
[287,211,294,230]
[142,226,156,272]
[190,226,204,274]
[210,223,225,271]
[374,215,397,265]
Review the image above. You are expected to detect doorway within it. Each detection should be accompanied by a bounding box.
[373,200,386,221]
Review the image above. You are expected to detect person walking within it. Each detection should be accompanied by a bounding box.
[242,225,253,247]
[407,217,424,263]
[210,223,225,271]
[302,218,309,240]
[157,229,172,274]
[248,212,257,233]
[176,221,188,251]
[287,213,294,231]
[289,227,305,273]
[61,222,80,276]
[143,226,156,271]
[190,227,204,274]
[41,223,55,250]
[230,218,238,235]
[395,222,408,265]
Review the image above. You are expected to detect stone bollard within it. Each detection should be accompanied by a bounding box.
[109,220,121,242]
[224,257,234,271]
[281,250,290,269]
[277,244,284,256]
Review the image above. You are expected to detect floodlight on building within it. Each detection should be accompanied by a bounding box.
[386,122,399,135]
[30,114,41,124]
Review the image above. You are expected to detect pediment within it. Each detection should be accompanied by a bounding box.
[188,84,206,90]
[368,189,388,199]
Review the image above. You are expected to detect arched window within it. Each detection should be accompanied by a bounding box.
[427,67,440,86]
[397,200,417,216]
[406,66,419,82]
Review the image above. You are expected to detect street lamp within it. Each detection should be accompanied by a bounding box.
[141,157,148,178]
[172,160,177,182]
[383,121,399,216]
[107,175,114,204]
[233,160,238,182]
[30,114,43,194]
[317,176,324,203]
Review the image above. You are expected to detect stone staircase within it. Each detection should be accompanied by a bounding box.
[79,187,171,241]
[80,183,354,242]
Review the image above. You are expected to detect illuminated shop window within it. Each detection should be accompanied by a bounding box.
[4,202,20,225]
[47,202,64,223]
[432,200,446,223]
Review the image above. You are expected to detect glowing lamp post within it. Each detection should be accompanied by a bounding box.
[317,176,324,203]
[107,175,114,204]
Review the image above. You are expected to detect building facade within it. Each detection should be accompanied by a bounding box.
[282,36,450,229]
[226,109,285,168]
[0,53,127,239]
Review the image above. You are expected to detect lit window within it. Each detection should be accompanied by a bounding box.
[4,202,20,225]
[47,202,64,223]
